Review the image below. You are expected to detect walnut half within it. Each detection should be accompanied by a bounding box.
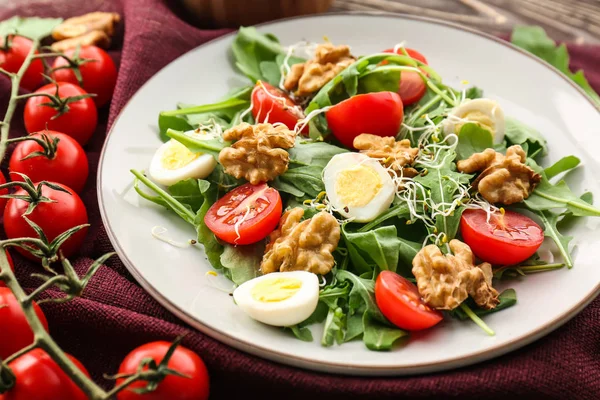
[353,133,419,177]
[219,123,296,185]
[51,12,120,51]
[260,208,340,276]
[412,239,499,310]
[457,145,541,205]
[283,43,355,97]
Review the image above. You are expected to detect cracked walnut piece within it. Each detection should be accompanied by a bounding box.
[52,12,120,51]
[261,208,340,276]
[412,239,499,310]
[219,122,296,185]
[457,145,541,205]
[283,43,356,96]
[353,134,419,177]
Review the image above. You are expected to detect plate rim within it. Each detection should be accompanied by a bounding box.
[98,11,600,375]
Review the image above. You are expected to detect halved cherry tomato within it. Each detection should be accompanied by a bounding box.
[375,271,443,331]
[0,251,14,288]
[0,348,89,400]
[204,183,282,245]
[0,36,44,91]
[116,341,209,400]
[326,91,404,148]
[0,287,49,359]
[383,47,428,106]
[251,81,304,131]
[460,209,544,265]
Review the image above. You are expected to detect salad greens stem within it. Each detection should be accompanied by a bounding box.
[518,263,564,273]
[459,303,495,336]
[535,191,600,216]
[405,93,444,127]
[426,82,455,106]
[161,98,247,117]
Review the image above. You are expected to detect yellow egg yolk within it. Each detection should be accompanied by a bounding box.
[335,165,382,207]
[455,110,495,136]
[160,141,199,170]
[251,277,302,303]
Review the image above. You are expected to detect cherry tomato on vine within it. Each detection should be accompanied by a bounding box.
[0,36,43,91]
[383,47,428,106]
[375,271,443,331]
[116,341,210,400]
[51,45,118,108]
[326,91,404,148]
[24,82,98,145]
[0,348,89,400]
[0,170,8,212]
[251,81,305,131]
[204,183,282,245]
[9,131,89,193]
[0,287,49,359]
[0,251,14,289]
[4,182,88,260]
[460,209,544,265]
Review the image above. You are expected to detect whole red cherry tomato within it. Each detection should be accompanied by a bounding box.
[24,82,98,145]
[4,182,88,260]
[0,287,49,359]
[9,131,89,193]
[51,45,117,108]
[116,341,210,400]
[0,36,43,91]
[0,348,89,400]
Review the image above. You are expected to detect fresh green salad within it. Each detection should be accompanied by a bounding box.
[132,26,599,351]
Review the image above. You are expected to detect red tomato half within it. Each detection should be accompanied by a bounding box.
[326,91,404,148]
[204,183,282,245]
[4,183,88,260]
[9,131,89,193]
[0,36,43,91]
[460,209,544,265]
[383,47,428,106]
[24,82,98,145]
[51,46,118,108]
[0,349,89,400]
[251,81,304,131]
[375,271,443,331]
[116,341,209,400]
[0,251,14,288]
[0,287,49,359]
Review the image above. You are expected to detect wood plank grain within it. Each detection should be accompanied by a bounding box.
[331,0,600,43]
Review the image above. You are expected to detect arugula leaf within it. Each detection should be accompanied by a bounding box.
[168,179,210,212]
[525,178,600,216]
[450,289,517,320]
[167,129,230,160]
[357,203,410,233]
[286,325,313,342]
[464,86,483,99]
[456,123,494,160]
[322,306,346,347]
[318,284,350,309]
[511,26,600,107]
[0,16,62,40]
[544,155,580,180]
[342,225,402,273]
[278,166,324,198]
[288,139,348,168]
[504,117,548,157]
[231,27,304,85]
[206,164,244,192]
[194,183,224,269]
[414,150,472,238]
[272,178,305,197]
[362,313,407,351]
[336,270,388,324]
[158,87,252,141]
[358,66,401,94]
[220,243,262,285]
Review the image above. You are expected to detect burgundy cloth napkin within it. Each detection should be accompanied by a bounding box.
[2,1,600,399]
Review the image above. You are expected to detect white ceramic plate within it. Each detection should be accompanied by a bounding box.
[98,13,600,376]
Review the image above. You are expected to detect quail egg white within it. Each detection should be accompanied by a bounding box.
[149,131,217,186]
[443,98,505,144]
[233,271,319,327]
[323,152,395,222]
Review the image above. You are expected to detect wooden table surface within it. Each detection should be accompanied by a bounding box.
[332,0,600,44]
